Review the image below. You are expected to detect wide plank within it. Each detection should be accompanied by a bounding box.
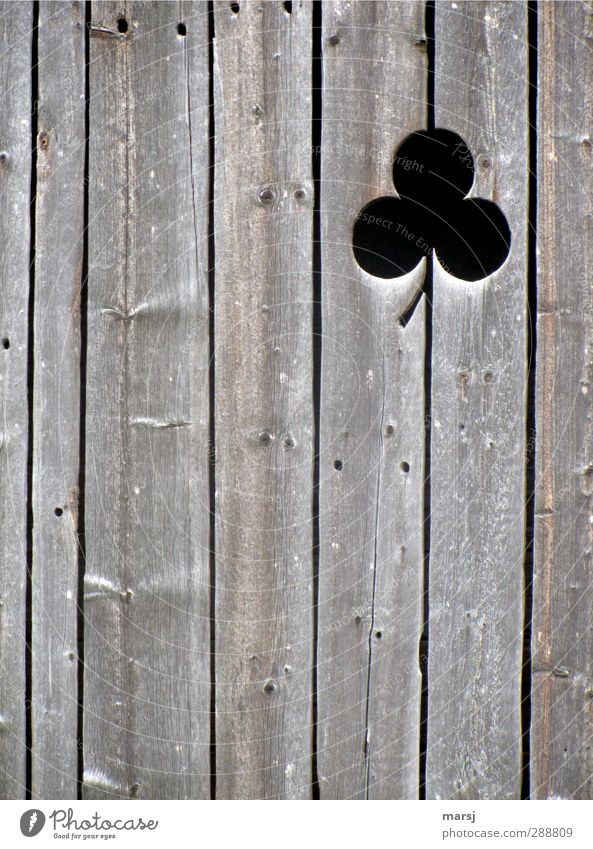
[318,0,427,799]
[532,0,593,800]
[31,0,85,799]
[213,0,314,800]
[84,0,210,799]
[0,0,32,800]
[427,0,528,799]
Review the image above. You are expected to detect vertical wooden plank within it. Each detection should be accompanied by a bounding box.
[214,0,313,800]
[427,1,528,799]
[532,0,593,800]
[31,0,85,799]
[84,1,210,798]
[0,0,31,799]
[318,1,427,799]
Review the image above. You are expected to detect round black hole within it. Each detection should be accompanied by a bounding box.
[353,197,424,279]
[400,461,410,474]
[334,459,343,472]
[177,21,186,36]
[117,17,128,33]
[2,338,9,350]
[230,1,240,13]
[54,507,64,517]
[284,0,292,12]
[375,631,382,639]
[394,128,475,208]
[434,198,511,281]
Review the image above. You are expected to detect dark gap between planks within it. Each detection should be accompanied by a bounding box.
[76,0,92,800]
[25,0,40,800]
[311,0,322,801]
[208,0,217,802]
[419,0,435,801]
[521,0,539,802]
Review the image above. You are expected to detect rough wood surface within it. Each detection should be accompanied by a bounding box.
[318,0,426,799]
[31,0,85,799]
[84,0,210,799]
[213,0,314,800]
[426,0,528,799]
[532,0,593,800]
[0,0,32,800]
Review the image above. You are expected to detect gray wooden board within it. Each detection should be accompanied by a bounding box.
[532,0,593,800]
[426,0,528,800]
[0,0,32,800]
[213,0,314,800]
[84,0,210,799]
[318,0,426,799]
[31,0,85,799]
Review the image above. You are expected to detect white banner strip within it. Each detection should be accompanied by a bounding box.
[1,800,591,848]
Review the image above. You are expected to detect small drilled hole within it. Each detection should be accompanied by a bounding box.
[375,631,382,639]
[177,21,186,36]
[400,461,410,474]
[257,430,274,446]
[259,187,275,205]
[385,423,394,436]
[2,338,9,350]
[284,0,292,12]
[334,459,343,472]
[117,17,128,33]
[54,507,64,517]
[230,1,240,13]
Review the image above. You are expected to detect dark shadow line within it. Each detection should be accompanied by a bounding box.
[76,0,91,801]
[311,0,322,801]
[521,0,538,802]
[207,0,217,802]
[419,0,435,801]
[25,0,40,801]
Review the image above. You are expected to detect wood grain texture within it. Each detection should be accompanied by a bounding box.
[213,0,314,800]
[0,0,32,800]
[426,0,528,799]
[532,0,593,800]
[31,0,85,799]
[84,0,210,799]
[318,0,426,799]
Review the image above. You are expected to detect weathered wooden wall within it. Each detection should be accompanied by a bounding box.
[0,0,590,800]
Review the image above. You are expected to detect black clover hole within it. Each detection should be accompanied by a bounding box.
[352,129,511,282]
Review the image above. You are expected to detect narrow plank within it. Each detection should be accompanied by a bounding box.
[31,0,85,799]
[213,0,314,800]
[427,1,528,799]
[318,0,427,799]
[532,0,593,799]
[0,0,32,799]
[84,0,210,798]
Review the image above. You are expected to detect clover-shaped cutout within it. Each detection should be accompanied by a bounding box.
[353,129,511,282]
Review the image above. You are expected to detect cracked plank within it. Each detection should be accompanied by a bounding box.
[318,0,426,799]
